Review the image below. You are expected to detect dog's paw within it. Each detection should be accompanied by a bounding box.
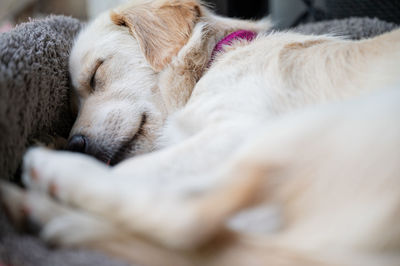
[0,181,118,247]
[0,181,31,229]
[22,147,57,192]
[22,147,109,204]
[0,181,68,233]
[41,211,119,247]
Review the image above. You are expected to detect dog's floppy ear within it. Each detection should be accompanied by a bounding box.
[111,0,202,72]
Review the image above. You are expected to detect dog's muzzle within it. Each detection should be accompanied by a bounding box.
[66,135,125,165]
[66,135,111,164]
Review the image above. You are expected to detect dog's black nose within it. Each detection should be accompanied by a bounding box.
[66,135,88,153]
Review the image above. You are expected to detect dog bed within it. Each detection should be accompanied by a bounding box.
[0,15,397,266]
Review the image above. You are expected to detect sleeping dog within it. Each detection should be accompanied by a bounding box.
[1,0,400,265]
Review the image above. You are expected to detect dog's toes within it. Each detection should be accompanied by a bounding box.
[0,181,45,234]
[1,180,70,232]
[1,180,116,247]
[0,181,30,228]
[21,147,109,206]
[22,147,50,190]
[21,147,77,202]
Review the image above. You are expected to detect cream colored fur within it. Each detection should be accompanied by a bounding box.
[1,0,400,265]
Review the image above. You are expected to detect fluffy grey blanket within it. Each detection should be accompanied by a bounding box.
[0,15,130,266]
[0,16,397,266]
[0,16,80,182]
[293,17,398,39]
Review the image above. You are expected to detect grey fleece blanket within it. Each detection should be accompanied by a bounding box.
[0,16,130,266]
[0,16,80,182]
[293,17,398,39]
[0,16,398,266]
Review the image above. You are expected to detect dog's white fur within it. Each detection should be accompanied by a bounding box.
[1,0,400,265]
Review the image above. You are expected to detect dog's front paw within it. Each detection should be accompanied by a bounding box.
[0,181,118,247]
[22,147,73,202]
[0,180,68,234]
[22,147,109,204]
[22,147,58,193]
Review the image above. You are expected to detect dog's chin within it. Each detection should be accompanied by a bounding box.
[107,144,135,166]
[89,148,132,166]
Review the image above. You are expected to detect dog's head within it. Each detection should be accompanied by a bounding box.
[68,0,270,164]
[68,0,203,164]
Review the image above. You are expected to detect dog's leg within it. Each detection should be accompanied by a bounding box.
[0,179,328,266]
[0,180,326,266]
[14,124,264,250]
[0,182,204,266]
[0,181,123,246]
[1,132,282,265]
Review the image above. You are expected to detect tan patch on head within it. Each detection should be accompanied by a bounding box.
[110,0,202,71]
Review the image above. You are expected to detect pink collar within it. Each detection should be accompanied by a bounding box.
[209,30,257,67]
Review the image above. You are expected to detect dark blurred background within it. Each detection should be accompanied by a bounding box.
[1,0,400,32]
[208,0,400,28]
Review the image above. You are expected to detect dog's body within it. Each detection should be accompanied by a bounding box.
[1,1,400,265]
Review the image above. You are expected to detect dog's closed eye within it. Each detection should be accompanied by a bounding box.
[89,60,104,92]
